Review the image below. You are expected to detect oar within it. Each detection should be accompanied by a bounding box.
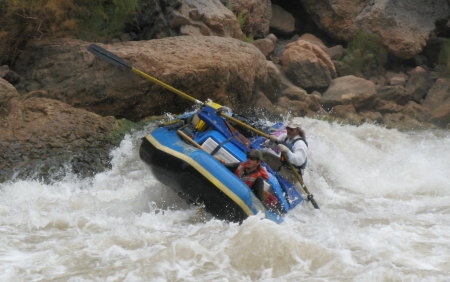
[88,44,203,105]
[88,44,270,138]
[282,152,319,209]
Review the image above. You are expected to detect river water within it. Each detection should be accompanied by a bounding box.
[1,118,449,281]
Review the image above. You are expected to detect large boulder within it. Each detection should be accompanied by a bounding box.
[14,36,270,120]
[0,97,119,181]
[321,75,377,110]
[301,0,450,59]
[281,39,336,90]
[270,4,296,35]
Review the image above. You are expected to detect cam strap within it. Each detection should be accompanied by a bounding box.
[224,120,251,148]
[210,135,235,156]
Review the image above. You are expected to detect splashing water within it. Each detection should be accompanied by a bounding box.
[0,118,449,281]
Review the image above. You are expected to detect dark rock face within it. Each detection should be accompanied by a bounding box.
[0,97,119,182]
[129,0,243,40]
[0,77,19,116]
[301,0,450,59]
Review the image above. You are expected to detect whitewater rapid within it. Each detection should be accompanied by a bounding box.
[1,118,449,281]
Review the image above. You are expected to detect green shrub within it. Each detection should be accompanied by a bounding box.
[435,39,450,78]
[73,0,140,40]
[0,0,139,64]
[243,33,254,43]
[336,29,387,77]
[232,10,254,43]
[236,12,246,30]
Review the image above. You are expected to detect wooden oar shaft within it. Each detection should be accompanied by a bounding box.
[88,44,203,105]
[88,44,272,140]
[131,68,203,105]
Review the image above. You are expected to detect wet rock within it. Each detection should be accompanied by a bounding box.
[401,101,431,122]
[0,97,120,182]
[331,104,356,118]
[254,90,274,110]
[360,111,383,123]
[429,104,450,128]
[382,112,431,129]
[277,96,312,116]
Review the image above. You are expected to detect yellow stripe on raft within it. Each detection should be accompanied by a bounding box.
[145,134,255,216]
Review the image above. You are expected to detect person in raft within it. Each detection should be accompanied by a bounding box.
[263,120,309,181]
[226,150,281,212]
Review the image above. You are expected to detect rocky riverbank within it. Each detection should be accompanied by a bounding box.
[1,0,449,182]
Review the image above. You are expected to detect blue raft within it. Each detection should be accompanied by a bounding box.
[139,103,303,223]
[85,43,304,222]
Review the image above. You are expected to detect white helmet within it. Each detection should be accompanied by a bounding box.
[286,121,302,129]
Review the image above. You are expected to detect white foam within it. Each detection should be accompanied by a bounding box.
[0,119,449,281]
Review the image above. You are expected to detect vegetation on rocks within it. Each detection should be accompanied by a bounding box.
[335,30,387,78]
[436,39,450,78]
[0,0,140,64]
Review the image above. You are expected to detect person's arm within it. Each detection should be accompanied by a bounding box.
[269,133,286,144]
[285,140,308,167]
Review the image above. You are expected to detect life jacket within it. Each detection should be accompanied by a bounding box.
[281,137,308,170]
[236,163,280,209]
[234,161,269,187]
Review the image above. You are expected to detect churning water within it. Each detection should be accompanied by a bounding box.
[1,118,449,281]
